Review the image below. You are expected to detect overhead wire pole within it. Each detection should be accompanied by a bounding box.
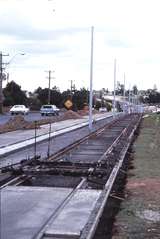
[113,58,116,118]
[89,26,94,131]
[45,70,55,104]
[128,83,131,114]
[123,73,125,99]
[123,72,126,113]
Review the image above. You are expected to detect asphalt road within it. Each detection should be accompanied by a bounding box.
[0,112,63,125]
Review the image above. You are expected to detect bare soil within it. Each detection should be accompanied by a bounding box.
[0,110,82,134]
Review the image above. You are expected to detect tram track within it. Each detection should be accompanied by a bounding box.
[1,114,141,191]
[0,113,142,239]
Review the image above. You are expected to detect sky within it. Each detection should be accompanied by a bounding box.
[1,0,160,92]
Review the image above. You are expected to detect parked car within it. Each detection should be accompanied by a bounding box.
[40,105,60,116]
[99,107,107,112]
[10,105,29,115]
[156,108,160,114]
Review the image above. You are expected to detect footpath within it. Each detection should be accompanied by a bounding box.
[113,114,160,239]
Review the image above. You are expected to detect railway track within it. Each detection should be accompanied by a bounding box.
[0,113,142,239]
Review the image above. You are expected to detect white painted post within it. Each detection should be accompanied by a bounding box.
[113,59,116,118]
[128,84,131,114]
[89,26,94,131]
[123,72,125,113]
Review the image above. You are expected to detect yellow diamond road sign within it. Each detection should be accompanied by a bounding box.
[64,100,73,109]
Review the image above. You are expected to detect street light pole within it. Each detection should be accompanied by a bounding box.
[0,52,3,114]
[89,26,94,131]
[0,52,9,114]
[7,53,25,66]
[0,52,25,114]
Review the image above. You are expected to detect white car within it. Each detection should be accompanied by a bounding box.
[10,105,29,115]
[156,108,160,114]
[99,107,107,112]
[40,105,60,116]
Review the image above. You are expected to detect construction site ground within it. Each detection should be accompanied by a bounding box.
[0,112,113,148]
[112,114,160,239]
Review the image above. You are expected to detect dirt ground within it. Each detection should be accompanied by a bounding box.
[0,110,84,134]
[112,114,160,239]
[0,109,101,134]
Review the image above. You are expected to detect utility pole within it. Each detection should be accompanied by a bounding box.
[0,52,9,114]
[0,52,3,114]
[70,80,76,94]
[70,80,73,93]
[45,70,54,104]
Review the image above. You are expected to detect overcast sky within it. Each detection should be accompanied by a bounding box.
[1,0,160,92]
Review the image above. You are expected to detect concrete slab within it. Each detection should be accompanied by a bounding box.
[70,155,102,162]
[79,145,105,150]
[72,149,104,155]
[1,186,73,239]
[45,189,101,238]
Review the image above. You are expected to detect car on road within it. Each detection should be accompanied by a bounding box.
[156,108,160,114]
[99,107,107,112]
[40,105,60,116]
[10,105,29,115]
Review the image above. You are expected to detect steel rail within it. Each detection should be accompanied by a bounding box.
[33,177,86,239]
[0,116,121,172]
[0,115,136,178]
[80,115,142,239]
[0,114,141,239]
[0,175,28,189]
[43,116,120,161]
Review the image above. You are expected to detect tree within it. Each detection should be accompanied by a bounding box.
[153,84,157,92]
[148,91,160,103]
[50,89,62,107]
[35,88,48,105]
[3,81,27,106]
[116,81,124,95]
[72,88,89,110]
[35,87,62,107]
[132,85,138,95]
